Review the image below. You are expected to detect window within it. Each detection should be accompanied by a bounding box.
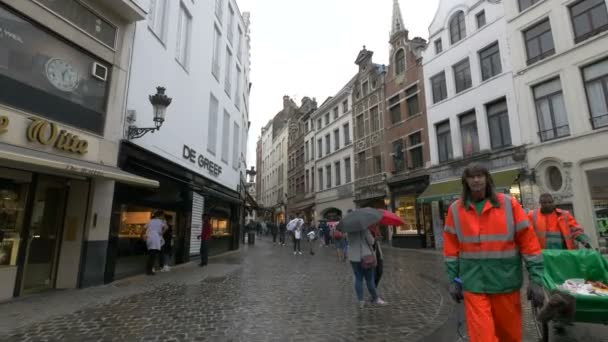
[317,118,323,130]
[436,121,453,163]
[325,134,331,155]
[221,111,231,163]
[343,99,349,113]
[305,141,309,161]
[317,139,323,158]
[334,129,340,151]
[519,0,541,12]
[212,27,221,79]
[406,85,419,116]
[362,81,369,96]
[227,4,235,44]
[324,113,330,125]
[583,58,608,128]
[345,157,352,183]
[460,112,480,157]
[486,99,512,149]
[434,39,443,54]
[408,132,424,169]
[357,152,366,177]
[479,42,502,81]
[395,49,406,75]
[450,11,466,44]
[344,123,351,145]
[330,108,337,120]
[335,161,341,186]
[305,169,310,192]
[237,26,243,61]
[453,58,472,93]
[232,122,240,169]
[371,106,380,132]
[533,78,570,141]
[356,114,365,138]
[224,48,233,96]
[176,4,192,69]
[148,0,168,41]
[570,0,608,43]
[235,67,242,108]
[524,19,555,65]
[431,72,447,103]
[476,10,486,28]
[389,95,401,124]
[373,155,382,174]
[207,94,219,154]
[318,168,324,191]
[392,139,405,172]
[326,165,332,188]
[215,0,223,22]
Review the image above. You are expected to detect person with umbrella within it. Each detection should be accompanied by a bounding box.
[287,217,304,255]
[337,208,402,308]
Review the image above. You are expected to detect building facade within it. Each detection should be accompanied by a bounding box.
[384,0,434,248]
[421,0,526,248]
[505,0,608,253]
[286,98,317,222]
[311,79,356,223]
[106,0,253,281]
[0,0,153,300]
[352,47,388,209]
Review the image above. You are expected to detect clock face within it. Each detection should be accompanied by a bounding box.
[45,58,79,92]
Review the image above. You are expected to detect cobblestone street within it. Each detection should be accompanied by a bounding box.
[0,238,606,342]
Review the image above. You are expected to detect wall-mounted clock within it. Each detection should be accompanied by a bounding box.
[45,58,79,92]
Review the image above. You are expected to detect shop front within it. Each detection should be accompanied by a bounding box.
[389,175,431,249]
[585,167,608,254]
[418,168,521,249]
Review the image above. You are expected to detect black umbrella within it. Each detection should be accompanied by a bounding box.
[336,208,382,233]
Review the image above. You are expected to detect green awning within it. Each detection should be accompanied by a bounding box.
[417,168,520,203]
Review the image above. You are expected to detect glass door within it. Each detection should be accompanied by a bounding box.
[21,176,67,294]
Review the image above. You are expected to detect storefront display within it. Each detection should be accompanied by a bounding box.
[593,200,608,254]
[394,196,418,235]
[210,217,231,237]
[0,174,29,267]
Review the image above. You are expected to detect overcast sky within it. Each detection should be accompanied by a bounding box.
[237,0,440,166]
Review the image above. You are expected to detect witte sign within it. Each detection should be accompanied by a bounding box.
[182,145,222,177]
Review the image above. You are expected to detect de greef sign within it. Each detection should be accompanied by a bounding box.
[182,145,222,177]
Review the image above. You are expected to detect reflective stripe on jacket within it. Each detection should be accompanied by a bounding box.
[530,209,586,250]
[443,193,544,293]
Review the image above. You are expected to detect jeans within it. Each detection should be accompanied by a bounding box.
[293,237,301,252]
[146,249,160,274]
[350,261,378,302]
[200,240,209,265]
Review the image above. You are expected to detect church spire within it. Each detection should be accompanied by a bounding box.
[390,0,406,37]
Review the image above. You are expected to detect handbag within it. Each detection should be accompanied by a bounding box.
[361,233,377,269]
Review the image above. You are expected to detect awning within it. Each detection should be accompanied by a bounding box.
[0,143,158,188]
[417,168,520,203]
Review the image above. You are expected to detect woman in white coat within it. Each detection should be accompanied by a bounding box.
[145,210,168,275]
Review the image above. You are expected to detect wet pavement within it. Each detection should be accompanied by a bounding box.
[0,238,606,341]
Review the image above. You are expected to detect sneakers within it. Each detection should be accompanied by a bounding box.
[373,298,387,305]
[358,301,365,309]
[160,265,170,272]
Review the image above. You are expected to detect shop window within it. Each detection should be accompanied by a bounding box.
[395,197,418,235]
[0,6,110,134]
[210,217,231,236]
[0,171,30,267]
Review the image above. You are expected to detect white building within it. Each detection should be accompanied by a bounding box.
[312,79,356,222]
[110,0,252,278]
[505,0,608,252]
[0,0,151,300]
[420,0,526,247]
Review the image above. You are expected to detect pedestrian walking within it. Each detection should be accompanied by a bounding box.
[369,224,384,288]
[348,228,386,308]
[198,214,212,267]
[529,193,592,250]
[306,224,316,255]
[444,163,545,342]
[160,214,173,272]
[334,228,346,262]
[293,220,303,255]
[279,220,287,246]
[270,221,278,244]
[319,221,329,247]
[144,210,167,276]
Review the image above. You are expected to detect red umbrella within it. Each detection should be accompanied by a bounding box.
[378,209,405,226]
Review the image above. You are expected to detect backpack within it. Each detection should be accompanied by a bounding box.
[334,230,344,240]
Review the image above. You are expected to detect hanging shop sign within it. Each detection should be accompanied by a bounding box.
[182,145,222,177]
[26,118,89,154]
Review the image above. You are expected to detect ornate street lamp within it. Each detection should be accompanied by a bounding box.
[127,87,173,140]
